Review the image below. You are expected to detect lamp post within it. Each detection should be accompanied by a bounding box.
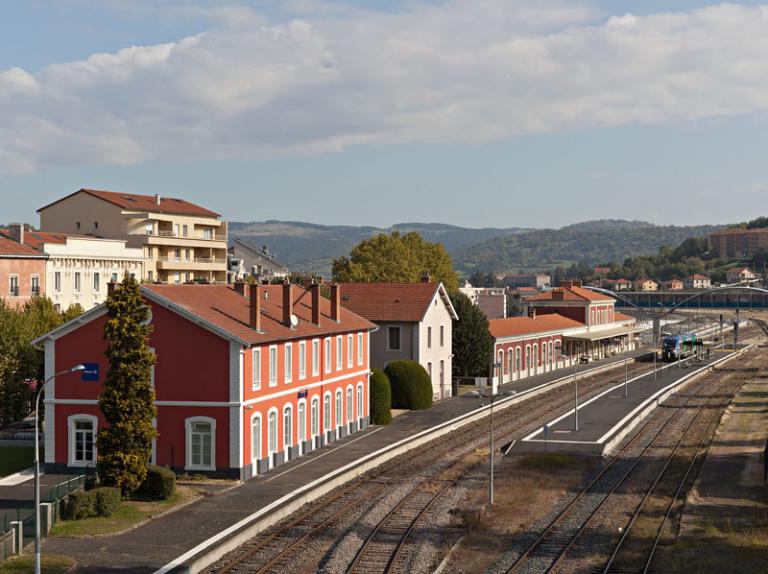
[488,361,502,506]
[624,354,628,398]
[573,357,579,432]
[34,364,85,574]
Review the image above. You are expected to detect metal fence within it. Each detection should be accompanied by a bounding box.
[0,474,85,562]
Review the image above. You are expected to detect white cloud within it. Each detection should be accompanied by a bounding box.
[2,1,768,173]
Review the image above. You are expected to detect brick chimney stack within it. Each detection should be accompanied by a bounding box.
[283,282,294,328]
[250,284,262,331]
[155,194,161,206]
[421,272,431,283]
[330,284,340,323]
[311,283,321,327]
[528,306,536,319]
[8,223,24,245]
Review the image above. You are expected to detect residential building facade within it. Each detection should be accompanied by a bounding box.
[726,267,757,284]
[710,228,768,259]
[38,189,228,284]
[33,282,375,479]
[459,282,506,320]
[229,237,289,283]
[2,224,144,311]
[634,278,659,292]
[0,233,47,309]
[500,273,551,290]
[684,274,712,289]
[664,279,684,290]
[339,282,458,401]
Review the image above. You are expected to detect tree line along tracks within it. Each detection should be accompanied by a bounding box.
[206,359,663,574]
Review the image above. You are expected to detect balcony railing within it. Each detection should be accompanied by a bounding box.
[158,257,227,264]
[9,286,19,297]
[31,286,40,296]
[146,230,226,241]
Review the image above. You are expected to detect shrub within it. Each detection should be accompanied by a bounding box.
[384,360,433,410]
[93,487,122,517]
[63,490,95,520]
[138,465,176,500]
[369,368,392,425]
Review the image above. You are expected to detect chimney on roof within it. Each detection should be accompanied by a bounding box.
[155,194,161,206]
[528,306,536,319]
[8,223,24,245]
[283,282,294,328]
[234,281,246,297]
[330,284,341,323]
[250,284,262,331]
[311,283,321,327]
[421,272,431,283]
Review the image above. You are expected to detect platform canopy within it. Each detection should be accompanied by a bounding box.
[563,325,639,342]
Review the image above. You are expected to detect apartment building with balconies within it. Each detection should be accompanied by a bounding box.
[37,189,228,284]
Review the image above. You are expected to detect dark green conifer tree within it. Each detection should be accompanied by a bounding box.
[97,275,157,495]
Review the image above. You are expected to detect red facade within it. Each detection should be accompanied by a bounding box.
[37,284,374,479]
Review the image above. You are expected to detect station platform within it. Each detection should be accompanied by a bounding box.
[33,350,648,574]
[507,347,742,456]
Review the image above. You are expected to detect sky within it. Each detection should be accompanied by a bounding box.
[1,0,767,229]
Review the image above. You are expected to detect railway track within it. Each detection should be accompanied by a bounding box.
[207,359,660,574]
[498,355,747,574]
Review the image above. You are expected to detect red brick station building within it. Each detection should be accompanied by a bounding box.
[33,283,375,480]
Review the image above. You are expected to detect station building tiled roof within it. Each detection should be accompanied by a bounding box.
[489,313,585,340]
[0,235,47,257]
[526,285,614,303]
[142,284,376,346]
[338,282,458,322]
[38,188,220,218]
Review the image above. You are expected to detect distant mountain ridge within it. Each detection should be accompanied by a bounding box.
[228,220,526,275]
[228,219,723,277]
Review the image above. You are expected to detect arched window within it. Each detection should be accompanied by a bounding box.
[335,390,343,428]
[323,393,331,431]
[185,416,216,471]
[533,344,539,367]
[250,413,262,462]
[498,349,505,374]
[548,341,554,366]
[283,404,293,450]
[346,387,353,424]
[68,414,97,467]
[515,347,521,372]
[298,401,306,444]
[311,397,320,437]
[526,345,532,370]
[357,384,364,422]
[268,410,278,454]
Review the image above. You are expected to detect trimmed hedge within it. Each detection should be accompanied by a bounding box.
[94,487,122,517]
[384,360,433,410]
[370,368,392,425]
[138,465,176,500]
[63,491,95,520]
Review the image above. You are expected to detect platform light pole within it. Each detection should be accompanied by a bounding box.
[488,361,501,506]
[624,355,629,398]
[573,358,579,432]
[34,364,85,574]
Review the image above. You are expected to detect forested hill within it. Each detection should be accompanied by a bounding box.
[228,220,525,275]
[454,220,721,274]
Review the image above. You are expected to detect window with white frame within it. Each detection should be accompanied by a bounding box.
[311,397,319,437]
[54,271,61,293]
[347,387,353,423]
[357,385,363,421]
[252,348,261,390]
[336,336,342,370]
[440,325,445,347]
[268,410,277,454]
[299,341,306,379]
[31,275,40,296]
[186,417,215,470]
[74,272,81,293]
[324,338,331,373]
[251,414,261,462]
[93,272,100,292]
[268,346,277,386]
[427,326,432,349]
[335,391,342,428]
[312,339,320,376]
[324,394,331,431]
[284,343,293,384]
[357,333,363,365]
[347,335,353,368]
[283,405,293,450]
[68,415,97,466]
[298,401,306,443]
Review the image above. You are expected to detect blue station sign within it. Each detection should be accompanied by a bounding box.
[82,363,100,382]
[297,389,308,399]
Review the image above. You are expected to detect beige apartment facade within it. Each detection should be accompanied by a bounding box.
[38,189,228,284]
